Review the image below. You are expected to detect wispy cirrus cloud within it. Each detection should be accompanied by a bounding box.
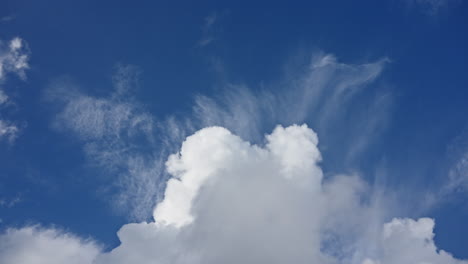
[405,0,462,15]
[46,64,162,220]
[197,12,220,47]
[47,53,391,221]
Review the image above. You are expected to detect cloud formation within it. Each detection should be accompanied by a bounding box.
[1,125,466,264]
[37,52,468,263]
[0,226,100,264]
[0,37,29,81]
[363,218,467,264]
[0,37,30,142]
[198,12,220,47]
[48,53,391,221]
[46,65,161,220]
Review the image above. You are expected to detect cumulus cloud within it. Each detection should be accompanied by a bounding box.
[363,218,467,264]
[1,125,466,264]
[95,125,467,264]
[0,226,100,264]
[41,53,466,264]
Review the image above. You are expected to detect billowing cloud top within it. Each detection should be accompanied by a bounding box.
[2,125,465,264]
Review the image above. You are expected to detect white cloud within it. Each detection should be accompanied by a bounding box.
[363,218,467,264]
[446,151,468,193]
[0,226,100,264]
[97,125,467,264]
[0,37,29,81]
[0,119,19,143]
[0,90,8,105]
[0,37,30,143]
[47,66,160,220]
[96,124,362,264]
[189,53,390,168]
[48,53,391,222]
[0,193,22,208]
[1,125,466,264]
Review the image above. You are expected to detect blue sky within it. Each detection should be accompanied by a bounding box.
[0,0,467,263]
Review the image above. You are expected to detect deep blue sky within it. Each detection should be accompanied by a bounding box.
[1,0,467,259]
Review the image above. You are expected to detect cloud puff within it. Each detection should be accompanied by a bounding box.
[0,119,19,143]
[363,218,467,264]
[1,125,466,264]
[0,226,100,264]
[0,37,30,143]
[0,37,29,81]
[96,125,467,264]
[97,124,364,264]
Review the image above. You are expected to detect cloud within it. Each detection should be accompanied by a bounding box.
[46,65,161,220]
[434,127,468,199]
[363,218,467,264]
[47,53,390,221]
[446,150,468,193]
[198,12,219,47]
[0,193,22,208]
[94,125,466,264]
[0,37,29,81]
[189,54,390,169]
[0,120,19,143]
[0,15,15,23]
[1,125,466,264]
[97,124,377,263]
[0,226,100,264]
[0,37,30,143]
[405,0,462,15]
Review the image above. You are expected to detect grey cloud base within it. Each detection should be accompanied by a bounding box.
[1,125,465,264]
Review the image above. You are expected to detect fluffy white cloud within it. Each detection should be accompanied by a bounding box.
[42,53,465,263]
[96,124,357,264]
[363,218,466,264]
[96,125,467,264]
[0,226,100,264]
[1,125,466,264]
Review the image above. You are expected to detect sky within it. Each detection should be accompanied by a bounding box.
[0,0,467,263]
